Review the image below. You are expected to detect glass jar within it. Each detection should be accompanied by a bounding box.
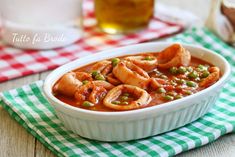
[94,0,154,34]
[0,0,83,49]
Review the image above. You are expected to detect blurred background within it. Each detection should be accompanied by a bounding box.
[159,0,211,23]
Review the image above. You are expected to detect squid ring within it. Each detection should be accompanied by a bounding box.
[93,80,114,90]
[113,61,150,89]
[106,73,122,86]
[53,72,82,97]
[157,43,191,69]
[75,72,93,81]
[90,60,112,75]
[125,55,158,71]
[75,82,107,104]
[103,85,152,111]
[199,67,220,87]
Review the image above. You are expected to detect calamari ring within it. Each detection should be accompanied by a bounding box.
[125,55,158,71]
[149,78,162,89]
[89,86,107,104]
[103,84,152,110]
[75,72,93,81]
[199,67,220,88]
[74,82,107,104]
[106,73,122,86]
[157,44,191,69]
[113,61,150,89]
[53,72,82,97]
[90,60,112,75]
[101,64,113,76]
[93,80,114,90]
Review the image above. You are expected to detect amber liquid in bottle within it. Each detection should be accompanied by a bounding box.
[94,0,154,34]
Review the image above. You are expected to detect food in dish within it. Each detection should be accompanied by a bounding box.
[53,44,221,111]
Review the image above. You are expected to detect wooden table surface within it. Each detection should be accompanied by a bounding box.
[1,0,235,157]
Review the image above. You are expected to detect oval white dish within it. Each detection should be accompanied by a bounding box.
[43,42,231,142]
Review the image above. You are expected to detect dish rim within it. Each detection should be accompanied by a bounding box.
[43,42,231,117]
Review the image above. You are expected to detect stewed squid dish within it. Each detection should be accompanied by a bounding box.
[53,44,221,111]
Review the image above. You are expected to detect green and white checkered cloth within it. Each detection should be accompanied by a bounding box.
[0,28,235,157]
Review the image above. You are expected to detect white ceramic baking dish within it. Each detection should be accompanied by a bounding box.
[43,42,231,142]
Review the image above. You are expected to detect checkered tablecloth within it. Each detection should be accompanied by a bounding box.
[0,0,183,83]
[0,27,234,157]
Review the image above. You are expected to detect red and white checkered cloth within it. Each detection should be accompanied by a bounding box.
[0,0,183,83]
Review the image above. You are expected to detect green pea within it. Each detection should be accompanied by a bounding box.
[95,74,106,81]
[111,58,120,66]
[123,93,129,97]
[197,64,207,71]
[187,67,193,72]
[82,101,94,107]
[91,71,99,78]
[122,102,129,105]
[167,92,177,96]
[157,87,166,93]
[169,67,178,74]
[112,101,121,104]
[184,90,193,95]
[178,66,187,74]
[198,64,204,69]
[121,96,128,101]
[82,80,89,85]
[144,56,154,61]
[177,79,186,84]
[186,81,197,87]
[163,95,174,101]
[201,70,210,78]
[188,71,199,79]
[175,95,183,99]
[170,80,177,86]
